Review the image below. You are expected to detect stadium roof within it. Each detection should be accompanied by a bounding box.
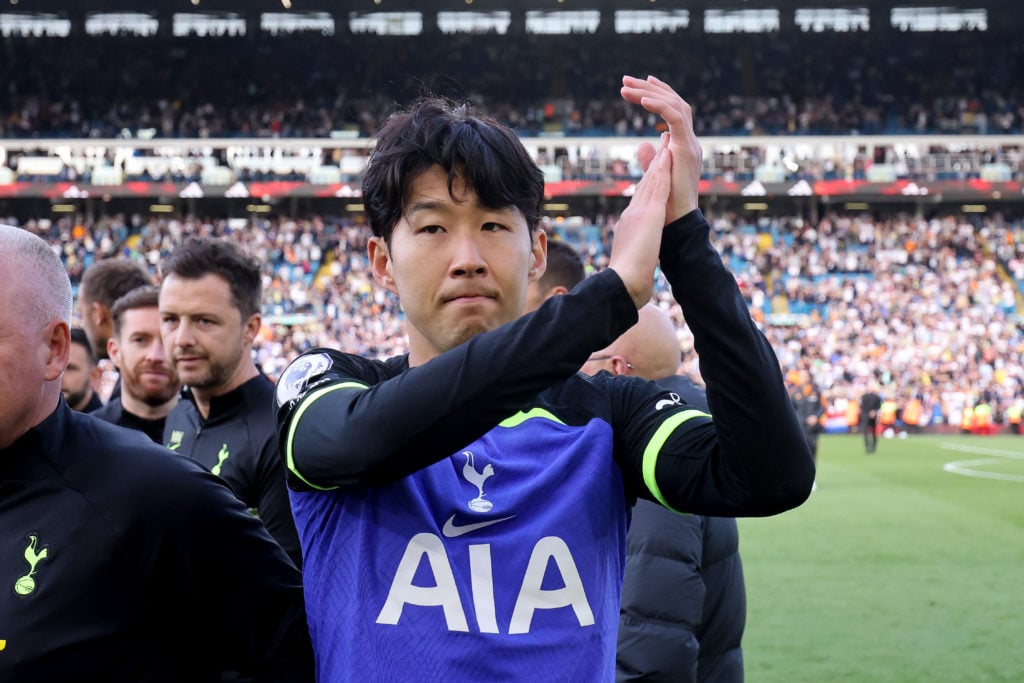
[13,0,1011,14]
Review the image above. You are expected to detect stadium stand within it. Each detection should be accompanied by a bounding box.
[1,0,1022,434]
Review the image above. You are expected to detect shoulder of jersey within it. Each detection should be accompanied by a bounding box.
[275,350,345,408]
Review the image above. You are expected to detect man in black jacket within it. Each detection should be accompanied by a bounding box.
[0,223,313,681]
[582,305,746,683]
[159,237,302,567]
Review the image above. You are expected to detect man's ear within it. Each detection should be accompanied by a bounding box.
[243,313,262,347]
[610,356,633,377]
[90,300,110,327]
[107,337,122,371]
[43,321,70,383]
[528,229,547,283]
[368,236,398,294]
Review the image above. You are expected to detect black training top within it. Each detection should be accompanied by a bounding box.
[163,374,301,567]
[92,397,167,444]
[0,400,313,682]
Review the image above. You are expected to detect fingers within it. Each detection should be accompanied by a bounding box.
[622,74,702,222]
[606,145,672,308]
[636,142,656,174]
[622,76,692,132]
[633,137,671,202]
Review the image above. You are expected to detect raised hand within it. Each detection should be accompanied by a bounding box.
[607,138,672,309]
[620,75,703,223]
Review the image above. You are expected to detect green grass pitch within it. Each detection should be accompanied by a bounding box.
[737,433,1024,683]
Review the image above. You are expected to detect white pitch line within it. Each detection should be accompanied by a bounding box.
[940,443,1024,482]
[939,443,1024,459]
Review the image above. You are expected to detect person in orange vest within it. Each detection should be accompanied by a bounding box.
[902,396,924,435]
[879,398,898,436]
[1007,401,1023,435]
[973,401,994,435]
[845,398,861,435]
[961,404,975,434]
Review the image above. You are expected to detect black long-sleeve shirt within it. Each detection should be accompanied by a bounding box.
[279,210,814,515]
[0,400,314,682]
[163,375,301,567]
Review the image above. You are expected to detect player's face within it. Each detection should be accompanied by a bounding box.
[61,342,97,408]
[159,273,257,392]
[369,166,546,366]
[111,306,180,407]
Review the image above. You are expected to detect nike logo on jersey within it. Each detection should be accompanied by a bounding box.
[441,514,516,538]
[655,392,682,411]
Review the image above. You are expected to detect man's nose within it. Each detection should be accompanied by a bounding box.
[449,233,487,277]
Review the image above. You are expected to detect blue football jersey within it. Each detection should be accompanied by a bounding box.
[290,409,629,682]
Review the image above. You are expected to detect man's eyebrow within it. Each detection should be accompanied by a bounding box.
[404,199,449,216]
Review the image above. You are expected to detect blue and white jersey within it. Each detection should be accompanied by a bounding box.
[277,213,815,682]
[290,406,629,681]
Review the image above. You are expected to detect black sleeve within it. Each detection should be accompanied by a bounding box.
[277,269,639,488]
[253,434,304,567]
[148,459,314,681]
[614,210,815,516]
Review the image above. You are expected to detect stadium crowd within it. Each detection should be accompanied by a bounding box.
[2,30,1022,139]
[13,203,1024,433]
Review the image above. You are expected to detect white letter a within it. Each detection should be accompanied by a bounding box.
[508,536,594,635]
[377,533,469,632]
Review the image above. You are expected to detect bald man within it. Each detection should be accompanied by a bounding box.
[580,303,683,380]
[583,304,747,683]
[0,224,314,681]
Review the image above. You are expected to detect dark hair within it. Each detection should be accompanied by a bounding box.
[362,97,545,243]
[69,327,97,366]
[110,285,161,337]
[80,259,153,308]
[538,239,585,292]
[161,238,261,319]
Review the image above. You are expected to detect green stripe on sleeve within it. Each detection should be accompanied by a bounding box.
[285,382,367,491]
[641,409,712,512]
[498,407,566,428]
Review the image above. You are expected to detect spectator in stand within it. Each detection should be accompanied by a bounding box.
[62,327,104,413]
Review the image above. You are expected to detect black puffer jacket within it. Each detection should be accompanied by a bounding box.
[617,375,746,683]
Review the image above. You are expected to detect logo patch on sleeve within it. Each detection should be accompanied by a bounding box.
[276,353,333,406]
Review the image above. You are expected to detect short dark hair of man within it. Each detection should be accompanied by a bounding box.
[161,237,262,319]
[70,327,97,366]
[362,97,545,244]
[111,285,161,338]
[539,239,585,292]
[80,260,153,308]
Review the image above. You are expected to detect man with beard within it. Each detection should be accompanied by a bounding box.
[0,223,314,681]
[159,237,301,568]
[61,327,104,412]
[92,286,180,443]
